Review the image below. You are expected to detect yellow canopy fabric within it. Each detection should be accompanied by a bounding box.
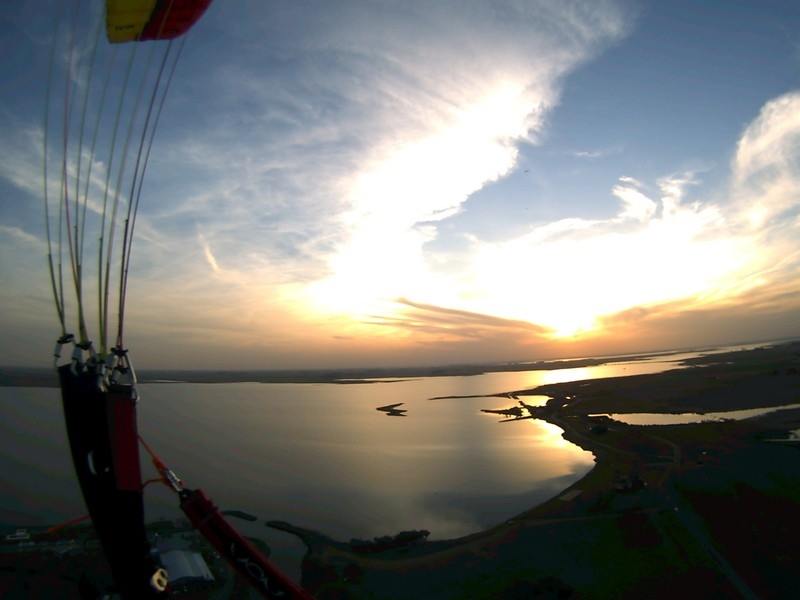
[106,0,212,44]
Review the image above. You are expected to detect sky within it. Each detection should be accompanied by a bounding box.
[1,0,800,370]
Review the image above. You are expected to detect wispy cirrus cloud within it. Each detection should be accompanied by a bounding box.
[570,146,623,159]
[731,92,800,230]
[373,298,552,339]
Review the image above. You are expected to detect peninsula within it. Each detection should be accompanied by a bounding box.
[280,342,800,599]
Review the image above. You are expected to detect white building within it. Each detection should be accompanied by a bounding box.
[159,550,214,585]
[5,528,30,541]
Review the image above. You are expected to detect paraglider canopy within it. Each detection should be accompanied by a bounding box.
[43,1,213,597]
[45,2,314,597]
[106,0,213,43]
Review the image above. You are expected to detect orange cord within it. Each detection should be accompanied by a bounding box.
[47,513,91,533]
[138,434,183,492]
[46,436,178,534]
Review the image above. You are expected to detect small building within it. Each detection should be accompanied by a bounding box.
[5,528,30,541]
[159,550,214,585]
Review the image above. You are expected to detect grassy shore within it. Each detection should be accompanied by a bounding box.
[283,342,800,599]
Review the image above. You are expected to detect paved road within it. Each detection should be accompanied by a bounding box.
[554,405,760,599]
[663,485,760,600]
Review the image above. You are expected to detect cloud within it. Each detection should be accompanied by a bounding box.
[731,91,800,230]
[612,180,657,221]
[376,298,552,339]
[286,2,629,312]
[139,79,800,368]
[198,231,220,273]
[570,146,622,159]
[350,88,800,349]
[0,119,43,200]
[0,224,39,246]
[48,1,626,366]
[566,94,800,344]
[595,276,800,354]
[9,3,800,368]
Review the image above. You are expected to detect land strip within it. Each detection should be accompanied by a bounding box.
[283,342,800,598]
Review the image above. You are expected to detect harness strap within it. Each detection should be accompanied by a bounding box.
[138,436,314,599]
[180,488,314,599]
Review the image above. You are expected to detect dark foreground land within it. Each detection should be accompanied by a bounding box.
[286,342,800,599]
[3,343,800,598]
[1,518,269,600]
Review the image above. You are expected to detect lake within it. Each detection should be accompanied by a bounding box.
[0,356,686,531]
[595,402,800,426]
[0,352,716,577]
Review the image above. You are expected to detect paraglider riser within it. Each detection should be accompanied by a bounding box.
[59,364,164,599]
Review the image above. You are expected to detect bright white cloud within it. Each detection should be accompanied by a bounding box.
[299,2,629,324]
[310,87,800,343]
[171,1,629,281]
[439,92,800,337]
[612,181,657,221]
[457,185,742,337]
[732,91,800,229]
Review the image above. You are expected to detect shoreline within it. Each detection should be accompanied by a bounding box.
[275,341,800,598]
[1,341,788,388]
[5,341,799,597]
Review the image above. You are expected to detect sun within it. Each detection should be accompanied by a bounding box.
[545,314,600,339]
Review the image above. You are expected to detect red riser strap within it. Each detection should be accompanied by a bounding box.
[106,386,143,491]
[179,489,313,599]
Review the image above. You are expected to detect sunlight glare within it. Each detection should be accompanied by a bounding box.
[462,203,750,339]
[306,83,535,321]
[299,79,763,347]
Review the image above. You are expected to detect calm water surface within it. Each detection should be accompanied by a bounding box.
[0,359,683,540]
[598,403,800,426]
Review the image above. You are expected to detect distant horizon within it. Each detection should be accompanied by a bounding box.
[3,336,797,388]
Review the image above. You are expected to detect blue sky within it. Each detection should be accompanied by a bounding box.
[2,0,800,369]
